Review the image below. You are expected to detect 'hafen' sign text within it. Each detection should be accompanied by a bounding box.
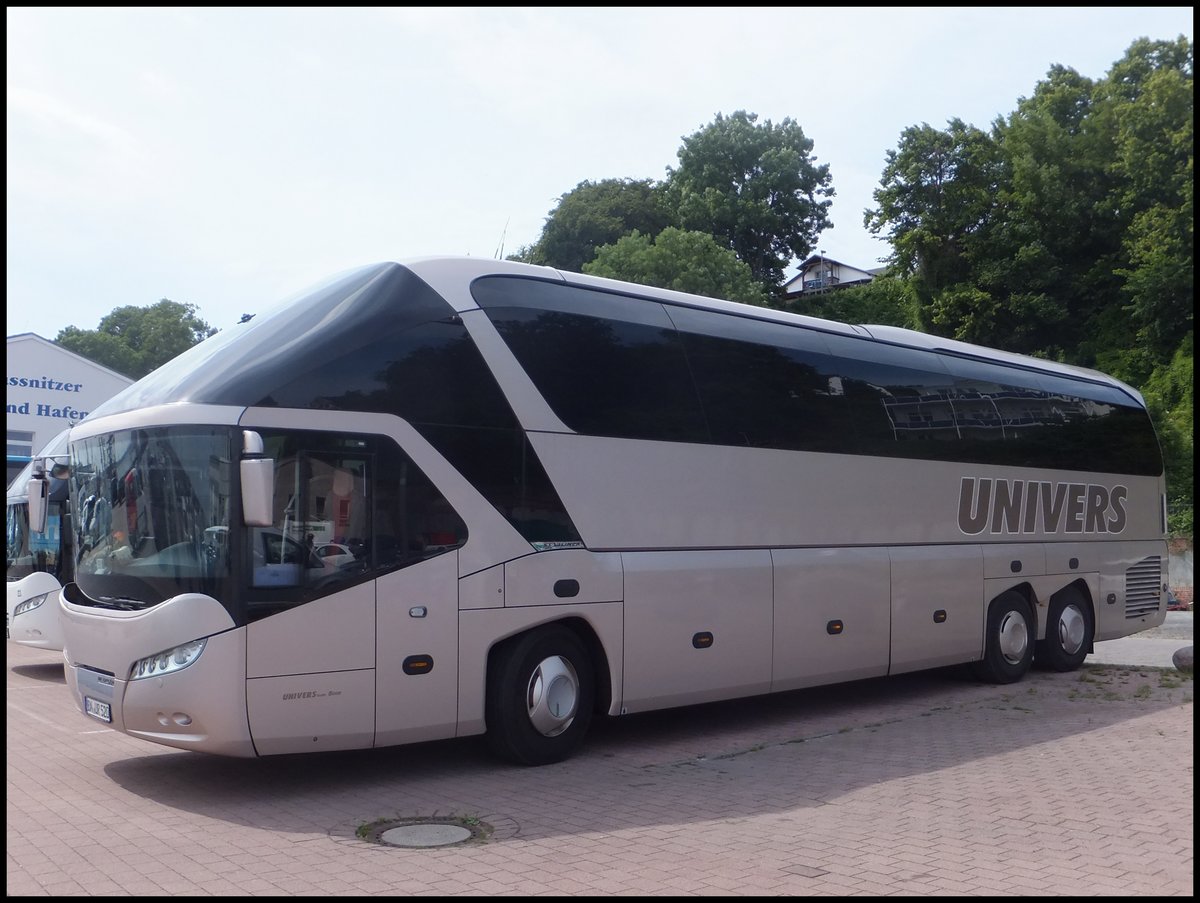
[7,375,92,421]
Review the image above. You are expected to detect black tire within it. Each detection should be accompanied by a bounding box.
[972,590,1035,684]
[1036,587,1094,672]
[485,624,595,766]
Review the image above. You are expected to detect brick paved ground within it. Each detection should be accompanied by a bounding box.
[7,640,1193,896]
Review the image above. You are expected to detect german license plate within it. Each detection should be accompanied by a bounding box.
[84,696,112,723]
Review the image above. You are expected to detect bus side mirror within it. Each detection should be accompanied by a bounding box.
[240,430,275,527]
[27,467,49,535]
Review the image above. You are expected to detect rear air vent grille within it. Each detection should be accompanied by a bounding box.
[1125,556,1162,619]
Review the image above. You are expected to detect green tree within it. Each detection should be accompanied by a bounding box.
[1141,334,1194,536]
[665,111,834,291]
[864,119,1005,338]
[583,227,770,306]
[1105,38,1194,359]
[978,38,1191,367]
[510,178,671,273]
[989,64,1126,360]
[794,274,918,329]
[55,299,216,379]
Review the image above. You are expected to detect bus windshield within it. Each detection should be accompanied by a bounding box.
[69,427,236,609]
[6,499,69,582]
[8,426,74,584]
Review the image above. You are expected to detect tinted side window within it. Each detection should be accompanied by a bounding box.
[473,277,708,443]
[177,264,579,544]
[943,356,1163,475]
[246,431,468,620]
[260,314,579,545]
[666,307,847,453]
[262,318,515,431]
[6,503,64,580]
[419,425,581,546]
[821,334,957,457]
[472,276,1161,476]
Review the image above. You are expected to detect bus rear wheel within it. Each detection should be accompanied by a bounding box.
[972,591,1034,684]
[1036,587,1093,672]
[486,624,594,766]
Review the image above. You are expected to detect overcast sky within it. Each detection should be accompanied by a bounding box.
[6,6,1194,338]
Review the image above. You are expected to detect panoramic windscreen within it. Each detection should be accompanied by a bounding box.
[69,427,236,607]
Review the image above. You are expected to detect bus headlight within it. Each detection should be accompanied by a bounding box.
[130,638,207,680]
[12,593,49,617]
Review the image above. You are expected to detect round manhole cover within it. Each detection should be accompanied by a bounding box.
[357,815,494,848]
[380,823,472,848]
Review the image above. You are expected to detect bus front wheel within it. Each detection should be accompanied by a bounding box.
[1036,587,1093,672]
[972,591,1034,684]
[486,624,595,766]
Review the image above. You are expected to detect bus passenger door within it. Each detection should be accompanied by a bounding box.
[245,579,377,756]
[241,440,379,756]
[374,551,460,747]
[621,550,773,713]
[888,545,984,674]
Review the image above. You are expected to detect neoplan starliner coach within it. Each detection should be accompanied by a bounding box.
[53,257,1169,765]
[8,427,73,651]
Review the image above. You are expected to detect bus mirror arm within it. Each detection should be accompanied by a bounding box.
[240,430,275,527]
[27,464,50,535]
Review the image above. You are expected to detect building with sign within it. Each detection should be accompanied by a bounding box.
[6,334,133,486]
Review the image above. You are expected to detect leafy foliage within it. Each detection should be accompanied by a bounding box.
[666,110,834,290]
[55,299,216,379]
[509,178,671,274]
[1106,42,1194,360]
[865,118,1008,338]
[583,227,769,306]
[1141,334,1194,535]
[793,274,918,329]
[513,111,835,299]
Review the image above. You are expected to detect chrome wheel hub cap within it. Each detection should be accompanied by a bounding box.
[526,655,579,737]
[1057,605,1086,655]
[998,610,1029,665]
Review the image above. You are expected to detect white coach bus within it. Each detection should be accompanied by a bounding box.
[7,427,73,651]
[55,257,1169,765]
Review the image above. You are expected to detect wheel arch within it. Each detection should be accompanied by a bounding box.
[972,583,1038,684]
[485,615,614,717]
[989,581,1038,637]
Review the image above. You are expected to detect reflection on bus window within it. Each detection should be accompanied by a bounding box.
[68,428,234,606]
[246,431,466,613]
